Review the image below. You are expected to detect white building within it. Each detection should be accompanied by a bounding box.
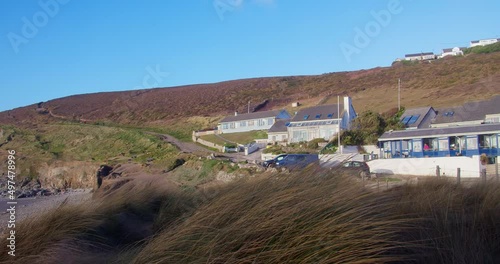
[470,38,499,47]
[218,109,291,134]
[439,47,466,58]
[284,96,357,143]
[404,52,435,61]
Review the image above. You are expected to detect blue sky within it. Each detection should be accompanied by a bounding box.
[1,0,499,111]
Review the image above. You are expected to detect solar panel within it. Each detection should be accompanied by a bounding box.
[407,114,420,125]
[327,113,333,118]
[315,114,321,119]
[401,116,412,124]
[304,115,309,120]
[449,111,454,116]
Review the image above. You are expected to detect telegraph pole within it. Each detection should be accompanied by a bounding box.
[398,78,401,111]
[338,95,342,154]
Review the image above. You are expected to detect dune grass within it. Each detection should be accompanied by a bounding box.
[2,169,500,263]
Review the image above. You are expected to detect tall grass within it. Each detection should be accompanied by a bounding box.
[133,168,409,263]
[0,176,196,264]
[2,169,500,263]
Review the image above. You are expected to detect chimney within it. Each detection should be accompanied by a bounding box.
[343,96,351,129]
[234,111,238,116]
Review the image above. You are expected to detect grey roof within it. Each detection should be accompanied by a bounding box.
[379,123,500,141]
[405,52,434,57]
[290,104,343,122]
[432,95,500,124]
[442,47,467,52]
[471,40,479,43]
[268,120,289,133]
[221,109,283,123]
[400,107,434,128]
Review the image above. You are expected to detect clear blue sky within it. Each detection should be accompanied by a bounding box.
[1,0,499,111]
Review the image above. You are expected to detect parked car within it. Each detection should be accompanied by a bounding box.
[263,154,319,170]
[338,161,371,179]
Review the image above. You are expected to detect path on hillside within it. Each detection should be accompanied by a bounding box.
[149,132,264,163]
[149,132,213,154]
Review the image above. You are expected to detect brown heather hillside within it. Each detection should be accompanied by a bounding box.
[1,52,499,129]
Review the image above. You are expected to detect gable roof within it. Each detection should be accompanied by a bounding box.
[268,119,289,133]
[400,107,434,128]
[442,47,467,53]
[432,95,500,124]
[380,123,500,141]
[405,52,434,57]
[290,104,343,122]
[220,109,283,123]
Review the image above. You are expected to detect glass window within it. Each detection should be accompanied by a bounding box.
[229,122,235,129]
[438,138,448,151]
[413,140,422,152]
[222,123,229,129]
[248,120,254,126]
[492,135,499,148]
[467,136,478,150]
[267,118,274,125]
[240,121,246,127]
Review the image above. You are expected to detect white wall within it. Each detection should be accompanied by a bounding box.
[367,156,481,177]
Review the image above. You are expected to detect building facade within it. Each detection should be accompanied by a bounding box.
[286,96,357,143]
[218,109,291,134]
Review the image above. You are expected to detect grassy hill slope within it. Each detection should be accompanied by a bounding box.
[1,52,499,129]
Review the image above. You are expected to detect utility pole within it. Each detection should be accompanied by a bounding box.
[398,78,401,111]
[338,95,342,154]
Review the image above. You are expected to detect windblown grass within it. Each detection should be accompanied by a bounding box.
[2,169,500,263]
[133,168,409,264]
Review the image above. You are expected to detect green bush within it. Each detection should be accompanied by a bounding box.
[307,138,327,149]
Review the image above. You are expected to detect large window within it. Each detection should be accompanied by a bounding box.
[413,139,422,152]
[240,121,247,127]
[267,118,274,126]
[438,138,448,151]
[229,122,235,129]
[258,119,265,126]
[466,136,478,150]
[248,120,254,126]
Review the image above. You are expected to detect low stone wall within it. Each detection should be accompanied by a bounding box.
[192,133,224,152]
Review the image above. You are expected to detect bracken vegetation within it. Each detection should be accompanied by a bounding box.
[2,168,500,263]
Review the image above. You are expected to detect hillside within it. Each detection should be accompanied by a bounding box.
[1,52,499,131]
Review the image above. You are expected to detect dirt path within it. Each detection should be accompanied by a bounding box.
[150,132,263,163]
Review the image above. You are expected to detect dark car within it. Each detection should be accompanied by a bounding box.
[264,154,319,170]
[339,161,371,179]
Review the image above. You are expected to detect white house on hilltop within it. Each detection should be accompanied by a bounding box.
[439,47,466,58]
[404,52,435,61]
[470,38,499,47]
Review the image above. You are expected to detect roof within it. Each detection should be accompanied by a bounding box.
[432,95,500,124]
[400,107,433,128]
[220,109,283,123]
[442,47,467,53]
[379,123,500,141]
[405,52,434,57]
[290,104,343,122]
[268,120,289,133]
[471,40,479,43]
